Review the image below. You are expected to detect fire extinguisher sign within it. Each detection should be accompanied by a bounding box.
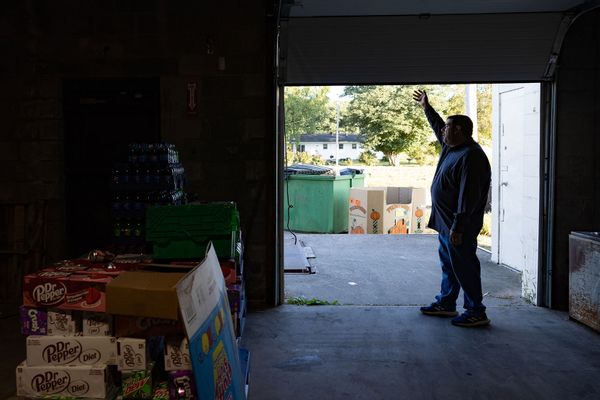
[187,82,198,114]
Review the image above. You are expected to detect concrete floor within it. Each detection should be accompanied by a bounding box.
[1,234,599,399]
[241,234,600,399]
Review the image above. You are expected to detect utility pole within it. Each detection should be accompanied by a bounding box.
[465,84,478,141]
[335,101,340,166]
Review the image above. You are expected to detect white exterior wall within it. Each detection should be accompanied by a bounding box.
[491,83,540,304]
[300,141,368,160]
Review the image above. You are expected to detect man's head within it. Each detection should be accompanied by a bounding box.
[442,115,473,147]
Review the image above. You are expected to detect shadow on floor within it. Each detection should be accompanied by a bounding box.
[242,233,599,399]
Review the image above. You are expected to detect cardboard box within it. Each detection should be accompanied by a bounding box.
[23,270,113,312]
[176,242,246,400]
[164,337,192,371]
[168,370,197,399]
[16,362,112,398]
[47,309,81,336]
[83,312,113,336]
[20,306,48,335]
[117,337,148,371]
[106,270,188,320]
[113,315,184,338]
[348,187,386,234]
[348,187,427,235]
[121,362,154,399]
[383,187,427,234]
[26,335,117,366]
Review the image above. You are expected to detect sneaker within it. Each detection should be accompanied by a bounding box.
[420,303,458,317]
[451,312,491,327]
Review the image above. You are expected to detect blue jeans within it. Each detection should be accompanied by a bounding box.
[435,233,486,314]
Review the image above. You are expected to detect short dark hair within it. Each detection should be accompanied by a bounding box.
[449,115,473,137]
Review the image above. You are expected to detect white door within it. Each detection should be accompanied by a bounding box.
[495,84,540,303]
[498,87,526,267]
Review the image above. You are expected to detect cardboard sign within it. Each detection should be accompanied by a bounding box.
[176,242,246,400]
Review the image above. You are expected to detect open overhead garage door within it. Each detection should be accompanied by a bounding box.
[280,13,566,85]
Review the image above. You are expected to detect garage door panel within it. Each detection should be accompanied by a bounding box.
[283,13,563,84]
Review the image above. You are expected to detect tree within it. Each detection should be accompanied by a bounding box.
[477,84,492,146]
[343,85,430,166]
[284,87,336,148]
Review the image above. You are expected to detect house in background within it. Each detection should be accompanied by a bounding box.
[296,133,383,161]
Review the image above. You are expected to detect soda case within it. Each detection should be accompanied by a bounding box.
[43,258,146,277]
[26,335,117,366]
[20,306,48,335]
[121,362,154,399]
[164,337,192,371]
[83,312,114,336]
[16,362,114,398]
[168,370,197,400]
[47,309,81,336]
[113,315,184,338]
[23,270,113,312]
[117,337,148,371]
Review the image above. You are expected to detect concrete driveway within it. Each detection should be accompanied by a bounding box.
[284,233,525,308]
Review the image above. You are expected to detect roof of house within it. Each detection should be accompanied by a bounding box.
[300,133,364,143]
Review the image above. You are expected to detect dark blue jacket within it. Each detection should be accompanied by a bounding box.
[425,105,491,239]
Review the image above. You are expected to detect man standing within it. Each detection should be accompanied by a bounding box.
[413,89,491,327]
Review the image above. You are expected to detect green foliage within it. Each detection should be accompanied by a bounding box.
[287,296,340,306]
[295,151,312,164]
[339,158,353,166]
[343,85,429,166]
[477,84,492,146]
[284,84,492,167]
[285,87,336,146]
[480,212,492,236]
[310,153,324,165]
[358,150,378,166]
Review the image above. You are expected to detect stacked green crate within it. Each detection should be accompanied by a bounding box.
[146,202,240,259]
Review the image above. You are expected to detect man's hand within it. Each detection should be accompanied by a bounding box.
[412,89,429,109]
[449,230,463,245]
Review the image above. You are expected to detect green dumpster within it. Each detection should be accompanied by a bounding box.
[283,174,365,233]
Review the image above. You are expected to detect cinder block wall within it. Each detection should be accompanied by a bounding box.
[0,1,276,308]
[554,9,600,309]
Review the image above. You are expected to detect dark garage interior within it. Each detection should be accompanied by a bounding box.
[1,1,599,399]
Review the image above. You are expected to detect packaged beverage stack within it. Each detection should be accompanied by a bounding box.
[146,202,247,338]
[111,143,187,255]
[17,258,120,398]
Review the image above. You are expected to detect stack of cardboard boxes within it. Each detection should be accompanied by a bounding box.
[348,187,428,235]
[16,240,249,399]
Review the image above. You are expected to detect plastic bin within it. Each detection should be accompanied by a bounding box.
[284,174,364,233]
[146,203,240,259]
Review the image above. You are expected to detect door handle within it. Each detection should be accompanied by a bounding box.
[501,181,508,187]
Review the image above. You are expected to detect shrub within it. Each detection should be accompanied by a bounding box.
[358,150,378,166]
[480,212,492,236]
[295,151,312,164]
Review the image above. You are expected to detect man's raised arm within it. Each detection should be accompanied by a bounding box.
[413,90,445,145]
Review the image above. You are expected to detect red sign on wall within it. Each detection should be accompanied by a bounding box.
[187,82,198,114]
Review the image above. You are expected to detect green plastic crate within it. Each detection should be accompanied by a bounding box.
[146,203,240,259]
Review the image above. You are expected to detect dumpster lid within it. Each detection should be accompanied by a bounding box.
[284,163,335,178]
[571,231,600,242]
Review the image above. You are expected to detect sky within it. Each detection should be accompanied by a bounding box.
[327,85,346,101]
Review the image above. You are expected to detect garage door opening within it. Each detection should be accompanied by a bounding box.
[281,83,541,307]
